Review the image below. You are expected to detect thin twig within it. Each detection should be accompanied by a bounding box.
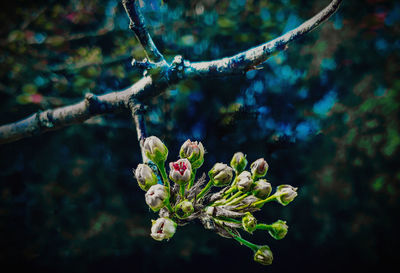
[122,0,165,63]
[129,98,148,162]
[187,0,343,77]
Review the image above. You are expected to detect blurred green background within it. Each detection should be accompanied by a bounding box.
[1,0,399,272]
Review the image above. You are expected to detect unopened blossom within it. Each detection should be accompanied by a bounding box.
[179,139,205,169]
[254,245,273,265]
[150,217,177,241]
[275,185,298,206]
[236,171,253,192]
[252,179,272,199]
[268,220,288,240]
[169,158,192,185]
[230,152,248,173]
[134,164,158,191]
[209,163,233,186]
[143,136,168,164]
[145,184,168,211]
[242,212,257,234]
[175,200,194,219]
[250,158,269,179]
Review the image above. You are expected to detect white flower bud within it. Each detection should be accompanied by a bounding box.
[150,217,177,241]
[134,164,158,191]
[145,184,168,211]
[230,152,248,173]
[169,158,192,186]
[236,171,253,192]
[275,185,298,206]
[252,179,272,199]
[179,139,205,169]
[143,136,168,164]
[209,163,233,186]
[250,158,269,179]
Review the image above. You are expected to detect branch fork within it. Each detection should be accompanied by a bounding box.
[0,0,343,145]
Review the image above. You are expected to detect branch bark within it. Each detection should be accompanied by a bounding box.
[122,0,165,63]
[187,0,343,77]
[0,0,342,145]
[129,99,148,162]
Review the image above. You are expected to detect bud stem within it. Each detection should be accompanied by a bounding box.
[187,168,197,190]
[180,184,186,198]
[223,177,239,198]
[216,191,241,206]
[156,163,173,212]
[255,223,271,231]
[196,179,213,200]
[252,194,277,208]
[164,199,174,212]
[225,227,259,252]
[224,192,251,206]
[215,216,242,224]
[157,163,170,188]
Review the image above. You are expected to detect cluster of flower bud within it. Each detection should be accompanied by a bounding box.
[133,136,207,242]
[133,136,298,265]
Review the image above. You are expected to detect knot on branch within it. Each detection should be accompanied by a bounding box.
[128,97,148,117]
[36,110,55,130]
[169,55,191,81]
[132,58,168,79]
[85,93,108,114]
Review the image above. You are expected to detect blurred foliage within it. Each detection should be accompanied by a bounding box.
[1,0,400,272]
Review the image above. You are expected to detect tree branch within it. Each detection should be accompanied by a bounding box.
[187,0,343,77]
[122,0,165,63]
[0,0,342,145]
[0,75,169,144]
[129,99,148,162]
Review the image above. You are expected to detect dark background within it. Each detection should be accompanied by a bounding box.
[1,0,399,272]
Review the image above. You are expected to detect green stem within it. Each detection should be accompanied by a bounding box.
[234,203,250,211]
[157,163,170,189]
[180,184,185,198]
[196,179,213,200]
[164,199,173,212]
[187,168,197,190]
[223,176,239,198]
[224,192,250,206]
[224,227,259,252]
[157,163,173,212]
[255,223,271,231]
[215,216,242,224]
[221,191,242,204]
[251,194,277,208]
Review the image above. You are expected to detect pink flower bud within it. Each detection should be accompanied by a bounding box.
[169,158,192,186]
[179,139,205,169]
